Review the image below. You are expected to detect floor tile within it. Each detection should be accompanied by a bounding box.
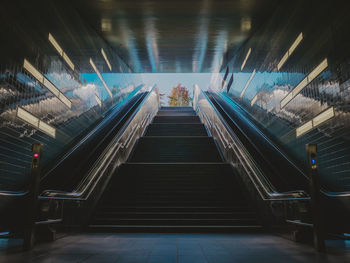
[148,255,176,263]
[178,255,208,263]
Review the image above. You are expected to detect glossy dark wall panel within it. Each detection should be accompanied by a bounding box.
[0,0,143,191]
[218,0,350,192]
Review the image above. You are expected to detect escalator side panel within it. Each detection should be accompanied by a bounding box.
[207,92,309,193]
[40,92,148,192]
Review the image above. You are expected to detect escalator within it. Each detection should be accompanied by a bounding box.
[89,107,262,231]
[205,91,350,235]
[0,90,150,234]
[206,92,309,194]
[40,91,148,193]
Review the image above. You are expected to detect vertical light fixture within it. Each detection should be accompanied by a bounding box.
[89,58,113,98]
[48,33,75,71]
[277,32,303,71]
[250,94,258,106]
[296,107,335,137]
[101,48,112,71]
[16,107,56,138]
[240,69,256,98]
[241,48,251,71]
[95,94,102,107]
[280,58,328,109]
[23,59,72,109]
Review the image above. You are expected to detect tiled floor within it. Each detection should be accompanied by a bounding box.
[0,233,350,263]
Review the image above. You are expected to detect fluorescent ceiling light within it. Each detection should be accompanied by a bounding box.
[43,78,60,97]
[296,120,312,137]
[17,107,39,127]
[90,58,113,98]
[101,48,112,71]
[313,107,334,127]
[277,33,303,71]
[23,59,44,83]
[240,69,256,98]
[62,53,75,71]
[277,52,289,72]
[288,33,303,55]
[241,48,251,71]
[38,120,56,138]
[280,92,293,109]
[95,94,102,107]
[48,33,75,71]
[280,58,328,109]
[16,107,56,138]
[23,59,72,109]
[58,93,72,109]
[307,58,328,82]
[250,94,258,106]
[292,77,308,97]
[48,33,63,56]
[296,107,335,137]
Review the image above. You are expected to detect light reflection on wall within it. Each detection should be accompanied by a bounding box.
[218,68,350,192]
[0,59,143,191]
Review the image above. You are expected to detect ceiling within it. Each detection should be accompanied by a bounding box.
[71,0,280,73]
[0,0,281,73]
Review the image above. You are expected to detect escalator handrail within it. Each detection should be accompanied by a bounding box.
[220,92,308,180]
[208,92,306,196]
[193,86,308,201]
[39,86,159,201]
[0,88,145,198]
[41,86,145,182]
[218,93,350,199]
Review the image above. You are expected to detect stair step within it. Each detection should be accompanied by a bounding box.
[97,206,254,212]
[92,218,259,225]
[93,211,257,219]
[160,107,194,111]
[89,107,262,232]
[152,116,201,124]
[157,110,196,116]
[145,123,207,136]
[88,224,263,233]
[128,137,223,162]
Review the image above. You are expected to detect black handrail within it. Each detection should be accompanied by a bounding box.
[207,92,310,193]
[40,91,148,193]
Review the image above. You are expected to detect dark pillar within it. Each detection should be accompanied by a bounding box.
[306,144,326,252]
[23,144,43,251]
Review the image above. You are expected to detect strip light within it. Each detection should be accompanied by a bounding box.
[48,33,75,71]
[24,60,72,108]
[23,59,72,109]
[101,48,112,71]
[296,120,312,137]
[280,58,328,109]
[16,107,56,138]
[17,107,39,127]
[23,59,43,82]
[313,107,334,127]
[240,69,256,98]
[95,94,102,107]
[90,58,113,98]
[250,94,258,106]
[241,48,251,71]
[277,33,303,71]
[296,107,334,137]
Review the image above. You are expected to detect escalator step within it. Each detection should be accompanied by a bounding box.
[153,116,201,123]
[128,137,223,162]
[157,110,196,116]
[145,123,207,136]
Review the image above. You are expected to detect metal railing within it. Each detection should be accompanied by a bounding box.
[193,85,308,201]
[40,86,160,201]
[0,87,159,232]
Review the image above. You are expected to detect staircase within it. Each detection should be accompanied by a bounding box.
[89,106,262,231]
